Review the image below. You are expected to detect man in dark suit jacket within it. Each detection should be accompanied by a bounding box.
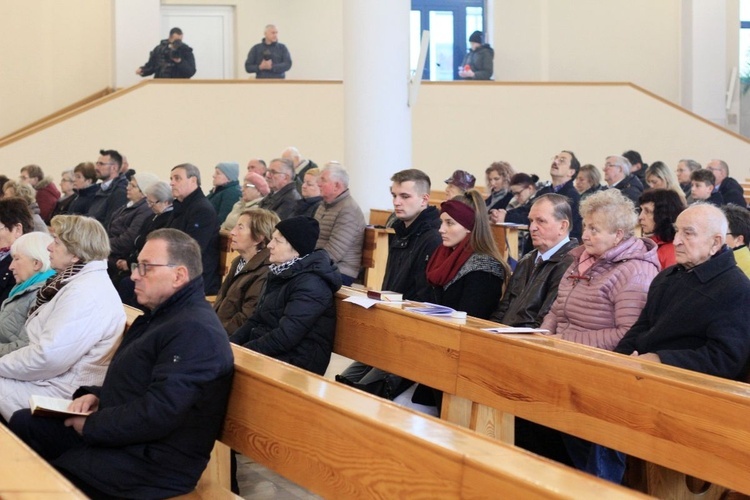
[707,159,747,208]
[603,155,643,207]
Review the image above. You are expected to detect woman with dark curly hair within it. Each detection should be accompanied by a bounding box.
[638,188,686,270]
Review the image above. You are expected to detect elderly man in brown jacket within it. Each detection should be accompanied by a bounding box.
[313,162,366,285]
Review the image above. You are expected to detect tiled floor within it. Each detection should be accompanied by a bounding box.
[235,353,352,499]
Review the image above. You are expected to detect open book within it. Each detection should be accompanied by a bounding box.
[29,395,91,418]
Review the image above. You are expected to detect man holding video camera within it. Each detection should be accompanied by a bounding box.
[245,24,292,79]
[136,27,196,79]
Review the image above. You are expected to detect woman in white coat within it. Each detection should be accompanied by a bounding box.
[0,215,126,421]
[0,232,55,357]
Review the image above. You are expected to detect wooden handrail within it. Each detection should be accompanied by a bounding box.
[333,288,750,495]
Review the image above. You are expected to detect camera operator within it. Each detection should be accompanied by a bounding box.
[245,24,292,79]
[136,27,196,79]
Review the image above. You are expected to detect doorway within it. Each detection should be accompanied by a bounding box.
[411,0,485,81]
[160,5,235,79]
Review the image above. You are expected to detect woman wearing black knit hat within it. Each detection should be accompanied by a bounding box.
[229,216,342,376]
[458,30,494,80]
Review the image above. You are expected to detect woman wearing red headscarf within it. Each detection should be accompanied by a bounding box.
[425,190,509,318]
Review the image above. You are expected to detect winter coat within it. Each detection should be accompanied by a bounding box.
[492,239,579,327]
[616,248,750,379]
[719,177,748,208]
[381,206,442,301]
[207,180,242,225]
[67,183,100,216]
[88,174,129,228]
[293,196,323,218]
[245,38,292,78]
[0,260,125,420]
[506,179,582,243]
[0,279,47,357]
[53,277,233,498]
[613,174,644,207]
[107,198,153,262]
[314,189,366,280]
[258,182,301,221]
[428,253,507,320]
[0,256,14,305]
[460,44,494,80]
[541,237,659,351]
[214,249,271,335]
[140,39,196,78]
[650,234,676,270]
[169,189,220,295]
[34,177,60,224]
[486,190,513,211]
[230,250,342,376]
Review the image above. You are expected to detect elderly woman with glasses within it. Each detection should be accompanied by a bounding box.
[0,232,55,357]
[0,198,36,304]
[51,170,76,218]
[0,215,125,421]
[107,172,160,283]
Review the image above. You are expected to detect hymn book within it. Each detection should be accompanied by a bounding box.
[29,395,91,418]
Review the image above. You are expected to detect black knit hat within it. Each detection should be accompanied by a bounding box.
[276,216,319,256]
[469,30,483,44]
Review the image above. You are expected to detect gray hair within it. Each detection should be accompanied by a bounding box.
[282,146,301,162]
[147,228,203,281]
[580,189,638,237]
[11,232,54,273]
[173,163,201,187]
[679,159,702,172]
[607,155,632,177]
[532,193,573,229]
[578,164,602,186]
[270,158,295,178]
[322,161,350,188]
[145,181,174,203]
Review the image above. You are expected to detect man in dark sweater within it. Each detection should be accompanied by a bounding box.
[337,168,442,397]
[706,159,747,208]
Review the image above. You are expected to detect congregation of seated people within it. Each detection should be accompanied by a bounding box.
[0,145,748,495]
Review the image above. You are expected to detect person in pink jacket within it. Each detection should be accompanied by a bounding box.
[541,189,660,351]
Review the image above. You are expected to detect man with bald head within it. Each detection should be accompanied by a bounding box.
[615,203,750,377]
[246,158,267,177]
[245,24,292,79]
[567,204,750,483]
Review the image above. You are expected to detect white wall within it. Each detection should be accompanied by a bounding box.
[1,82,747,213]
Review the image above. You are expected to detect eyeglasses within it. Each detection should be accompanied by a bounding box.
[131,262,177,276]
[61,178,73,183]
[244,183,256,189]
[267,170,285,176]
[95,161,115,167]
[146,199,159,207]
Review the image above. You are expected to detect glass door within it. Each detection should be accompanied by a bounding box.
[411,0,484,81]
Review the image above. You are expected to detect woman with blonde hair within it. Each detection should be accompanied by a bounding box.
[0,232,55,357]
[645,161,686,204]
[214,208,279,335]
[485,161,516,211]
[0,215,125,421]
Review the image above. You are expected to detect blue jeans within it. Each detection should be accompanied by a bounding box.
[562,434,627,484]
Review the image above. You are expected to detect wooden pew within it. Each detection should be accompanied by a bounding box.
[368,208,392,226]
[361,226,394,289]
[190,345,644,499]
[0,425,86,498]
[218,231,238,278]
[742,180,750,205]
[333,288,750,496]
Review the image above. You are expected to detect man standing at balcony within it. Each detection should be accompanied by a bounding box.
[245,25,292,79]
[136,27,196,79]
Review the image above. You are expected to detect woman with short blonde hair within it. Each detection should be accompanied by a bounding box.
[0,214,126,421]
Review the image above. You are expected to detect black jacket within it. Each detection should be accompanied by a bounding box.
[460,44,494,80]
[719,177,748,208]
[486,191,514,211]
[492,239,579,327]
[613,174,644,206]
[140,39,196,79]
[258,182,301,220]
[54,277,234,498]
[67,183,100,216]
[245,39,292,78]
[381,206,442,301]
[428,253,506,319]
[169,189,220,294]
[293,196,323,218]
[230,250,342,375]
[615,248,750,379]
[88,175,129,228]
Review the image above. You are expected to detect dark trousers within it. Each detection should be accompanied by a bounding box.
[9,409,126,499]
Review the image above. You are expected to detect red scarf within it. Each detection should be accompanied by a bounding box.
[426,237,473,287]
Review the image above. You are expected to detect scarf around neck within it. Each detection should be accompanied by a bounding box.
[29,263,86,316]
[8,269,55,300]
[426,237,473,287]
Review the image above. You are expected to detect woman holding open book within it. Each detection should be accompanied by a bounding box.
[0,215,125,421]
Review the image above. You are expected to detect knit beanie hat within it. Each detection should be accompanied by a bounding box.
[469,30,483,44]
[133,172,160,195]
[246,172,270,196]
[276,216,319,256]
[216,162,239,182]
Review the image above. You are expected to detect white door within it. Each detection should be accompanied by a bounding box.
[160,5,234,79]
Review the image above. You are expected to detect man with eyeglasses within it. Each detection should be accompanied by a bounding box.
[88,149,128,228]
[10,228,233,498]
[602,155,643,206]
[258,158,301,220]
[706,159,748,208]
